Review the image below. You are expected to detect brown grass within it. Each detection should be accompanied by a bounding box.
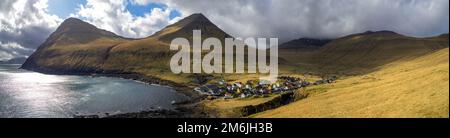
[252,48,449,118]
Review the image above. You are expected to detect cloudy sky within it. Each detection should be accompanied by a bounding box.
[0,0,449,60]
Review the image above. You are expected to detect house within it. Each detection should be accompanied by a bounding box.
[259,80,271,85]
[244,84,252,89]
[234,82,243,88]
[209,85,223,95]
[196,76,317,99]
[224,93,234,99]
[218,80,227,85]
[240,93,248,98]
[315,80,329,85]
[195,85,222,96]
[302,81,311,87]
[283,86,290,91]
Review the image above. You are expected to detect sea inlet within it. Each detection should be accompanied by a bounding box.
[0,64,189,118]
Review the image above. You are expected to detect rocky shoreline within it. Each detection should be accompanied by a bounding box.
[73,107,208,118]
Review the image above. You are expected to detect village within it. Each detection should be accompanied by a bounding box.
[194,75,338,99]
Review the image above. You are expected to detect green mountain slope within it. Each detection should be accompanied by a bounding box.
[279,31,449,75]
[21,14,232,84]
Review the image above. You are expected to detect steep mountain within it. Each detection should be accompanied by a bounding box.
[39,18,126,47]
[152,13,232,42]
[21,17,130,73]
[279,38,331,49]
[21,13,233,84]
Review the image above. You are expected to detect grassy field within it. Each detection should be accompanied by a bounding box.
[252,48,449,118]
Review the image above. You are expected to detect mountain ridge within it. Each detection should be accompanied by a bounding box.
[21,13,232,82]
[279,38,332,49]
[22,14,449,77]
[278,30,449,75]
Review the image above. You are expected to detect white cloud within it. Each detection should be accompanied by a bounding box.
[1,0,181,60]
[0,0,62,60]
[129,0,154,6]
[0,42,34,61]
[1,0,448,61]
[71,0,180,38]
[144,0,449,42]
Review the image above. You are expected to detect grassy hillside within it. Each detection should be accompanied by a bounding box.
[253,47,449,118]
[279,31,449,75]
[22,14,232,85]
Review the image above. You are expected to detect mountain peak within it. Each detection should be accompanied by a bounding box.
[165,13,214,29]
[341,30,402,40]
[54,18,98,34]
[362,30,399,35]
[439,33,449,38]
[45,17,123,45]
[62,17,87,24]
[185,13,209,21]
[55,17,113,35]
[153,13,232,42]
[188,13,207,18]
[280,38,332,49]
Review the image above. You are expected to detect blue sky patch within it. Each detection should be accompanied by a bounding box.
[47,0,86,18]
[47,0,181,20]
[127,2,167,17]
[169,10,182,19]
[126,1,181,19]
